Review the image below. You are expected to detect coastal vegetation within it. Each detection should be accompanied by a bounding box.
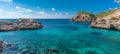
[71,11,96,22]
[71,8,120,22]
[95,8,120,18]
[95,10,116,18]
[75,8,120,19]
[77,11,96,18]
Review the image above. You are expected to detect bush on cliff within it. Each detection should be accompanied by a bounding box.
[77,11,96,18]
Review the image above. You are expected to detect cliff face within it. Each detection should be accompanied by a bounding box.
[71,11,96,22]
[91,9,120,30]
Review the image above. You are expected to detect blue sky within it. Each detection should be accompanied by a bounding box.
[0,0,119,19]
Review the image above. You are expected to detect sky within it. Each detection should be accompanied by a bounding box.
[0,0,119,19]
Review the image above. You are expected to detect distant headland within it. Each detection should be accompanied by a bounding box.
[72,8,120,31]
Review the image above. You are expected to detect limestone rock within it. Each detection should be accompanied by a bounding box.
[71,11,96,22]
[0,18,43,31]
[90,9,120,31]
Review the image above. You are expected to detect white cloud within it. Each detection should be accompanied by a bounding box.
[5,12,20,15]
[26,9,33,12]
[55,13,58,15]
[18,9,33,12]
[15,6,33,12]
[38,11,48,15]
[38,11,45,14]
[55,13,62,15]
[37,11,52,17]
[0,9,4,12]
[22,8,26,10]
[52,8,56,11]
[0,0,13,2]
[16,6,20,9]
[114,0,120,3]
[19,10,25,12]
[0,6,72,18]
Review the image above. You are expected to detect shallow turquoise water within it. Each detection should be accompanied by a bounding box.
[1,19,120,54]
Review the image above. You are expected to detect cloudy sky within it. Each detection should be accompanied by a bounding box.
[0,0,119,19]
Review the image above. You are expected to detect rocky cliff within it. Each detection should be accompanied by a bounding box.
[0,18,43,31]
[71,11,96,22]
[91,9,120,30]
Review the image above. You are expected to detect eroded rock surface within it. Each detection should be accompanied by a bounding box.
[91,9,120,30]
[0,18,43,31]
[71,11,96,22]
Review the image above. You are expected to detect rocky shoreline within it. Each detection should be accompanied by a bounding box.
[72,9,120,31]
[0,18,43,31]
[90,18,120,30]
[90,9,120,30]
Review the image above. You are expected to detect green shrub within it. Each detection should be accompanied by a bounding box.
[77,11,96,18]
[96,8,120,18]
[111,17,119,20]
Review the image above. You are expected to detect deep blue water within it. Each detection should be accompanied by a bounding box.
[0,19,120,54]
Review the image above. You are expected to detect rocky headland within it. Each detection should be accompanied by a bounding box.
[72,9,120,31]
[0,18,43,31]
[71,11,96,22]
[90,9,120,30]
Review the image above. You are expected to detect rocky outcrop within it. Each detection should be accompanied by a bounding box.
[91,18,120,30]
[15,18,43,30]
[71,11,96,22]
[0,41,14,53]
[90,9,120,30]
[90,18,110,29]
[0,41,3,53]
[0,18,43,31]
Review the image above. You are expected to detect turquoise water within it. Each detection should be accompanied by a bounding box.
[1,19,120,54]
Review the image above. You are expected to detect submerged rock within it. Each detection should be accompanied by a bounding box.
[86,50,98,54]
[107,36,120,43]
[47,48,60,54]
[6,43,12,48]
[0,18,43,31]
[21,48,30,54]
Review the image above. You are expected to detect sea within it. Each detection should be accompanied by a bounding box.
[0,19,120,54]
